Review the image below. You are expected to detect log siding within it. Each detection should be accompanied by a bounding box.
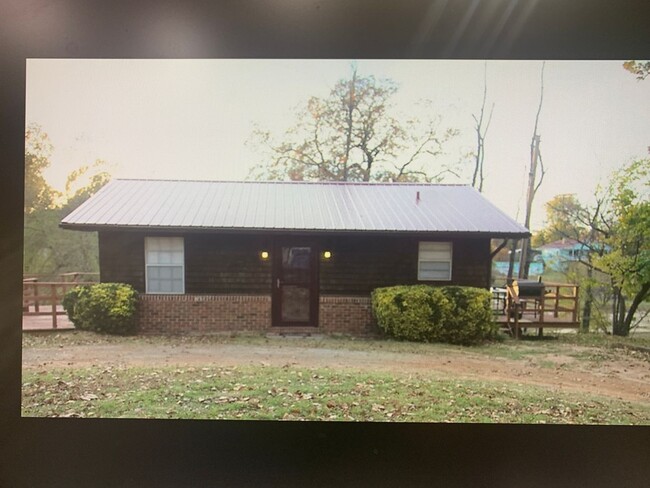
[319,235,491,294]
[184,234,272,294]
[98,231,491,296]
[98,231,145,292]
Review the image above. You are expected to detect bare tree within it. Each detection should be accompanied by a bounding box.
[518,61,547,279]
[249,66,460,183]
[471,61,494,193]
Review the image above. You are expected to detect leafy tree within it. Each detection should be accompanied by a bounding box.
[534,193,609,332]
[24,208,101,277]
[623,60,650,81]
[63,159,111,214]
[532,194,587,247]
[537,160,649,336]
[23,126,110,278]
[249,66,459,182]
[595,159,650,336]
[24,123,58,213]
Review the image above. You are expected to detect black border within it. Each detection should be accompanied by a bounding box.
[2,1,650,486]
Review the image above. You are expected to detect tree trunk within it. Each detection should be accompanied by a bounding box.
[580,264,593,333]
[612,288,628,336]
[342,69,356,182]
[623,282,650,334]
[506,239,518,280]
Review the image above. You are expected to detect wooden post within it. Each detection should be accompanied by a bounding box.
[33,281,39,312]
[514,303,520,339]
[572,285,579,323]
[51,283,57,329]
[22,283,29,312]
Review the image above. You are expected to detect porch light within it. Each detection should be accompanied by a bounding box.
[323,250,332,259]
[260,251,270,260]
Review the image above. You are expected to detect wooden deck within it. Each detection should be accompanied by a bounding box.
[495,314,580,329]
[22,278,95,331]
[494,281,581,338]
[23,306,74,331]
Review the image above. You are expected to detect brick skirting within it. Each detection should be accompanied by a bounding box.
[318,296,378,336]
[138,294,271,334]
[138,294,378,335]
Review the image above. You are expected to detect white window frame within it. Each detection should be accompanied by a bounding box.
[145,236,185,294]
[417,241,453,281]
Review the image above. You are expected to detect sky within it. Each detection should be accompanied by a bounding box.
[25,59,650,231]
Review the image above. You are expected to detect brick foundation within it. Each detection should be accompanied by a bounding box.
[138,294,271,334]
[318,296,378,336]
[138,294,378,336]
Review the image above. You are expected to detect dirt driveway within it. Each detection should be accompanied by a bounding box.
[22,340,650,404]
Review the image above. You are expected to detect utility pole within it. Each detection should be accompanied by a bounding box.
[518,134,541,279]
[506,238,519,281]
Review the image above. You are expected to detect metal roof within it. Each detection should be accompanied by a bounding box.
[60,179,530,237]
[538,238,582,249]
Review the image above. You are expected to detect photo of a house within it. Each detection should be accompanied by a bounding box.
[20,59,650,425]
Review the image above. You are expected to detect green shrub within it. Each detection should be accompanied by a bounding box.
[372,285,497,345]
[371,285,452,342]
[437,286,497,345]
[61,285,88,325]
[63,283,138,335]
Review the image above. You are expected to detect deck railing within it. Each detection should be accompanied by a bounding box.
[541,282,580,323]
[499,281,580,338]
[22,278,98,329]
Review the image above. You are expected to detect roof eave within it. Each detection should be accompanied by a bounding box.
[59,222,530,238]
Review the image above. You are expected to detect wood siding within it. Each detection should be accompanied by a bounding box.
[98,231,490,295]
[319,235,490,295]
[184,234,272,294]
[98,231,145,291]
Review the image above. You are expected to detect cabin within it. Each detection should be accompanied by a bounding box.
[60,179,530,335]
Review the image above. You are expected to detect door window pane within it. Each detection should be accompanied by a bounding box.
[282,247,311,282]
[281,285,310,322]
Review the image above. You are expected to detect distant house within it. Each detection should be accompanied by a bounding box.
[538,238,590,271]
[493,247,544,277]
[60,179,529,335]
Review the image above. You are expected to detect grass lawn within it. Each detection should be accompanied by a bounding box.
[22,364,650,424]
[22,330,650,424]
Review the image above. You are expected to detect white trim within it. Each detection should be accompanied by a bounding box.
[145,236,185,294]
[417,241,453,281]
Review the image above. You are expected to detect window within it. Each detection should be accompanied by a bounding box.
[145,237,184,293]
[418,241,452,281]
